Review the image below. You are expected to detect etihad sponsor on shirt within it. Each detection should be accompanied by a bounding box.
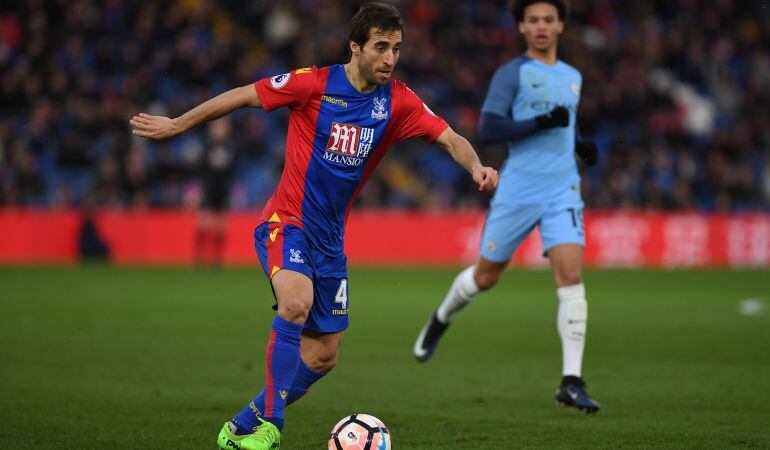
[530,101,578,113]
[324,122,375,166]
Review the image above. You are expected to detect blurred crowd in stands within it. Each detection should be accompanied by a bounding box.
[1,0,768,212]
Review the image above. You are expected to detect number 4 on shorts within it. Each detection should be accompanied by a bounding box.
[335,279,348,309]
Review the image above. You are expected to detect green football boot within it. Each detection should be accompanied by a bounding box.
[217,422,248,449]
[239,419,281,450]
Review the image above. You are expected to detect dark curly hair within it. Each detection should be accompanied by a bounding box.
[509,0,569,23]
[349,2,404,47]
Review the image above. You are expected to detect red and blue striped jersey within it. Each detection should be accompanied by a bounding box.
[254,64,448,256]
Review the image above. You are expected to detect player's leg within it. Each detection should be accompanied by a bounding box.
[541,203,600,413]
[224,270,310,446]
[238,329,343,419]
[255,264,350,411]
[225,270,346,449]
[437,258,507,321]
[235,251,349,428]
[548,244,599,413]
[262,268,313,425]
[413,258,506,362]
[548,243,586,377]
[219,268,310,449]
[229,256,349,449]
[414,202,541,362]
[284,267,350,403]
[218,223,314,449]
[291,329,343,402]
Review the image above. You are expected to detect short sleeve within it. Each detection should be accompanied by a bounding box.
[254,67,317,112]
[396,86,449,142]
[481,63,519,119]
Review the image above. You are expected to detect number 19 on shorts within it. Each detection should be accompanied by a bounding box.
[567,207,584,236]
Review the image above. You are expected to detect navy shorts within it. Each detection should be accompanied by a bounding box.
[254,221,349,333]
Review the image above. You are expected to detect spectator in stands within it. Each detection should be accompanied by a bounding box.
[0,0,767,211]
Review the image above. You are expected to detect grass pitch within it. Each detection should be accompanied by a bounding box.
[1,266,769,449]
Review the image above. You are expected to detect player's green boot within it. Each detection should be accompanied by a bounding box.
[240,418,281,449]
[217,422,248,449]
[216,419,281,449]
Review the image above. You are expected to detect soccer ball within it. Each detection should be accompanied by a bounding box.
[328,413,391,450]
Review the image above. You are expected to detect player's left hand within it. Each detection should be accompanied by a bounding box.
[575,140,599,166]
[472,165,498,191]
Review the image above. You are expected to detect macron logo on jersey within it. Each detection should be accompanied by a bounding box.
[322,95,348,108]
[324,122,375,166]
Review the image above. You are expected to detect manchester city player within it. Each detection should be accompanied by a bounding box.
[131,3,497,449]
[414,0,601,413]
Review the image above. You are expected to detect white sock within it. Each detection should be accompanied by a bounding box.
[436,266,480,323]
[557,283,587,377]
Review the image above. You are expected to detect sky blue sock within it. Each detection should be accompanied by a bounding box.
[232,358,327,435]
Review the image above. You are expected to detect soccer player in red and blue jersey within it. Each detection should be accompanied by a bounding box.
[130,3,497,449]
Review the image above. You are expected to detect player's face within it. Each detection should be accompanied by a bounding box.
[518,3,563,52]
[354,28,402,86]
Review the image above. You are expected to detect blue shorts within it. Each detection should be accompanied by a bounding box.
[254,222,349,333]
[480,184,585,263]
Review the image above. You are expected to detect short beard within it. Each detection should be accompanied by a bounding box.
[354,59,381,85]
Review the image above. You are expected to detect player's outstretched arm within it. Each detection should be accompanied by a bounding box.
[435,127,498,192]
[130,85,261,139]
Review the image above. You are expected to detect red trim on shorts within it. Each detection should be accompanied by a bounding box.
[265,223,284,278]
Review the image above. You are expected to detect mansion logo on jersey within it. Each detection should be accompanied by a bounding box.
[324,122,375,166]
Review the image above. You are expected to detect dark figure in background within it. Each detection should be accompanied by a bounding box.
[195,118,236,268]
[78,202,110,261]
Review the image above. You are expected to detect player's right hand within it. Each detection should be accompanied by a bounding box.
[472,165,498,192]
[130,113,180,139]
[535,106,569,129]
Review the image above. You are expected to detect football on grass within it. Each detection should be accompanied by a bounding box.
[328,413,391,450]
